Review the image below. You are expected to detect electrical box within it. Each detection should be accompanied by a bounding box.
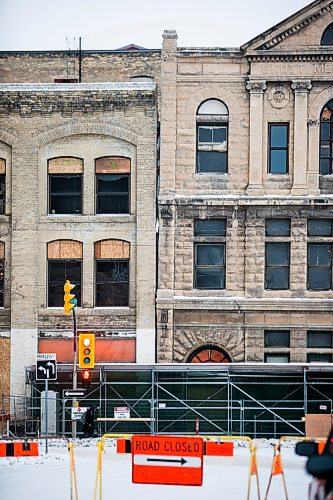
[41,390,60,436]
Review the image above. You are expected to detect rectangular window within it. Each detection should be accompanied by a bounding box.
[49,174,82,214]
[307,243,332,290]
[95,260,129,307]
[307,331,333,348]
[265,219,290,237]
[265,242,290,290]
[264,330,290,348]
[197,125,228,173]
[268,124,289,174]
[194,219,226,289]
[307,353,333,363]
[96,174,130,214]
[307,219,333,236]
[48,260,81,307]
[0,174,5,215]
[264,353,290,363]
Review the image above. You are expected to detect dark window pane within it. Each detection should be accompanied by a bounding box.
[197,151,227,173]
[213,128,227,142]
[49,175,82,214]
[320,142,330,158]
[266,267,289,290]
[95,260,129,307]
[266,243,289,266]
[265,330,290,347]
[196,245,225,266]
[321,122,330,140]
[48,260,81,307]
[308,244,331,266]
[198,127,212,142]
[307,353,333,363]
[265,354,290,363]
[97,174,129,194]
[320,158,330,175]
[266,219,290,237]
[307,331,332,348]
[270,150,288,174]
[321,24,333,45]
[308,219,332,236]
[308,268,331,290]
[270,125,288,147]
[97,195,129,214]
[195,220,226,236]
[196,267,225,289]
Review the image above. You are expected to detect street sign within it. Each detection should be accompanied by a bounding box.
[71,407,88,421]
[36,354,57,381]
[132,435,203,486]
[63,389,86,398]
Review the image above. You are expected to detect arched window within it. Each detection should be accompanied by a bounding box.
[196,99,229,173]
[95,239,129,307]
[48,157,83,214]
[321,23,333,45]
[47,240,82,307]
[95,156,130,214]
[187,345,231,363]
[319,99,333,175]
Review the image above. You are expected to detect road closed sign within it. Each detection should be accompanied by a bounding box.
[132,435,203,486]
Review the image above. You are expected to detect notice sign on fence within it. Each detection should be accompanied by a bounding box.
[114,406,130,419]
[132,435,204,486]
[71,407,88,421]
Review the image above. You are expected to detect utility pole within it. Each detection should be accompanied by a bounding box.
[72,306,78,439]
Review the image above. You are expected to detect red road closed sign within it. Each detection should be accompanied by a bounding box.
[132,435,203,486]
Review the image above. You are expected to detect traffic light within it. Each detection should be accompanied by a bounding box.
[64,280,76,316]
[82,369,91,389]
[78,333,95,368]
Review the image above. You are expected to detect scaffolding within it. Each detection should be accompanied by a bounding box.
[3,363,332,439]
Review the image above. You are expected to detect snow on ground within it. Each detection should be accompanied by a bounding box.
[0,439,310,500]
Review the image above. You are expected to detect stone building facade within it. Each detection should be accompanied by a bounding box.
[0,82,157,397]
[157,0,333,365]
[1,0,333,400]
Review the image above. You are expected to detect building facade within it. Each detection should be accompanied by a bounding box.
[157,0,333,365]
[0,0,333,403]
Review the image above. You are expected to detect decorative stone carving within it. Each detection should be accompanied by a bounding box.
[160,310,168,324]
[246,80,266,94]
[307,119,319,127]
[291,80,312,93]
[160,206,173,220]
[267,85,290,109]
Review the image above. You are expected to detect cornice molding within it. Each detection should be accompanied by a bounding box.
[255,2,333,51]
[248,53,333,62]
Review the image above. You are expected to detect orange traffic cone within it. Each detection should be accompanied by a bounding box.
[264,444,288,500]
[247,445,261,500]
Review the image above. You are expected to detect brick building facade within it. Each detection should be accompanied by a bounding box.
[0,0,333,399]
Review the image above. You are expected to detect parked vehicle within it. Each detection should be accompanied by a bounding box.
[295,426,333,500]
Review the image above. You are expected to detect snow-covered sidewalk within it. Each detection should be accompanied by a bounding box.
[0,439,310,500]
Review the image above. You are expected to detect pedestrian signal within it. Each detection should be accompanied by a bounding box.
[78,333,95,368]
[82,369,91,389]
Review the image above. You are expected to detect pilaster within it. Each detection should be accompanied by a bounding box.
[246,80,266,195]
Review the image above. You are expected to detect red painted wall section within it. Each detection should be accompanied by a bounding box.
[38,338,136,362]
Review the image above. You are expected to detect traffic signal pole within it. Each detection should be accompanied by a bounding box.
[72,306,78,439]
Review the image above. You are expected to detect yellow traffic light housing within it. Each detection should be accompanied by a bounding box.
[78,333,95,368]
[64,280,76,316]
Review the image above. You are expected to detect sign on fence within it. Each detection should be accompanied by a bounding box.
[71,407,89,421]
[114,407,130,419]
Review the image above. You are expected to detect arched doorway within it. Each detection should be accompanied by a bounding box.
[187,345,232,363]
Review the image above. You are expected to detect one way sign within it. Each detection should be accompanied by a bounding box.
[36,353,57,381]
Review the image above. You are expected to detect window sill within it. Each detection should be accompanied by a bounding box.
[41,214,135,223]
[195,172,228,176]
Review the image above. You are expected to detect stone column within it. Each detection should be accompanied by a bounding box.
[246,80,266,195]
[291,80,312,195]
[307,119,320,194]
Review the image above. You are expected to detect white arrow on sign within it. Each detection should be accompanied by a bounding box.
[133,455,202,468]
[63,390,86,398]
[46,361,55,374]
[38,366,47,375]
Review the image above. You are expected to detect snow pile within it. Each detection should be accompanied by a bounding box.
[0,453,66,468]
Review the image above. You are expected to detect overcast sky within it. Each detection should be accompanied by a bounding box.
[0,0,312,51]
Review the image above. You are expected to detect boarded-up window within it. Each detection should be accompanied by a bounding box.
[48,240,83,259]
[94,240,129,259]
[95,240,129,307]
[48,157,83,174]
[95,157,130,174]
